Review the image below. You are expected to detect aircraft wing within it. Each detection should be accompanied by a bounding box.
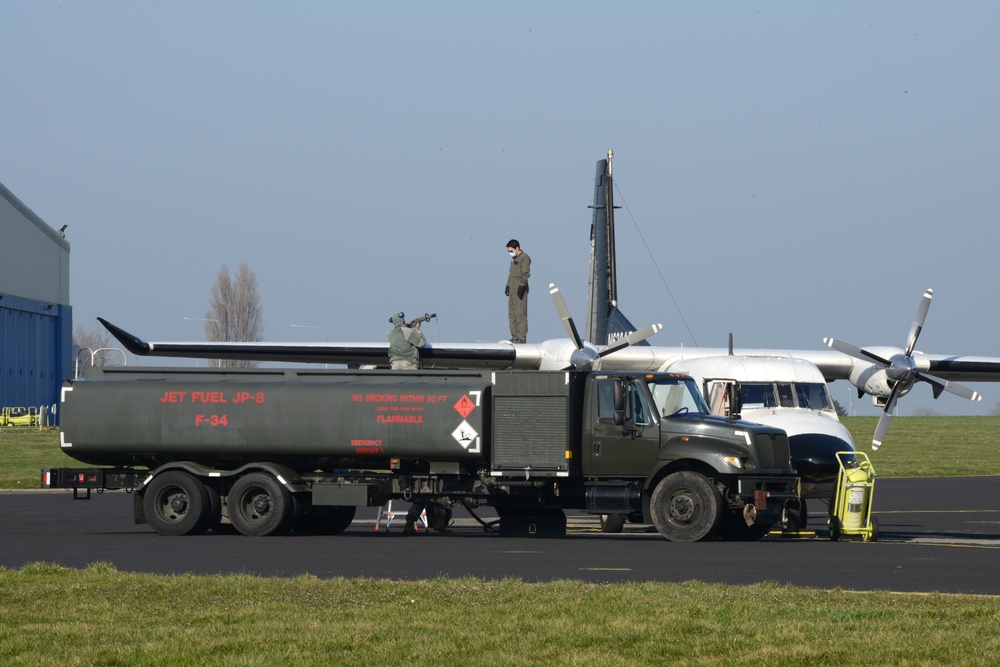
[98,318,534,370]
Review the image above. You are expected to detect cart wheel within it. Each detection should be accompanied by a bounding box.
[829,516,840,542]
[866,516,879,543]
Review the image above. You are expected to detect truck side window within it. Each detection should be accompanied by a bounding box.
[597,380,615,420]
[630,381,652,426]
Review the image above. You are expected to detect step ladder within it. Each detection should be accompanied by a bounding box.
[375,500,428,532]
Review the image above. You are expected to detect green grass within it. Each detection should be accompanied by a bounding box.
[0,428,79,489]
[3,417,999,489]
[3,422,1000,664]
[841,416,1000,477]
[2,563,999,666]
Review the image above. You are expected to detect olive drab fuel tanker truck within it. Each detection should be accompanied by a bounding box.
[44,366,800,542]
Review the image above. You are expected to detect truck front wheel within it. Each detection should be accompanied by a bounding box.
[143,471,213,537]
[228,473,294,537]
[649,471,722,542]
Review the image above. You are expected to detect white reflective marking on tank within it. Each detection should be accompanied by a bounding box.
[277,475,287,485]
[209,472,221,477]
[557,472,569,477]
[59,431,71,448]
[143,474,154,486]
[734,430,752,446]
[61,385,72,403]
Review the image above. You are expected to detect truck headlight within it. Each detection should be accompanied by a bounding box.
[722,455,743,469]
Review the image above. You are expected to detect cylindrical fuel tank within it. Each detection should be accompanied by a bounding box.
[60,367,492,469]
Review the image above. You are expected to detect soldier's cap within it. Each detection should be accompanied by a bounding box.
[389,312,405,325]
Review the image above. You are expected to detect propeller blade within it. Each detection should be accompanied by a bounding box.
[916,372,983,402]
[872,383,902,450]
[823,337,892,367]
[598,323,663,358]
[904,288,933,356]
[872,412,891,451]
[548,283,584,351]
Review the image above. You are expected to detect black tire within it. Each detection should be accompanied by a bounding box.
[829,516,841,542]
[783,498,808,532]
[600,513,627,533]
[867,516,879,543]
[294,506,357,535]
[649,471,722,542]
[716,510,772,541]
[227,473,294,537]
[142,471,213,536]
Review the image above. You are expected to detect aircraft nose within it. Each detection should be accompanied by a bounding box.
[789,433,854,499]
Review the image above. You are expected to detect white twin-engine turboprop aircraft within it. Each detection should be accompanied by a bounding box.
[98,152,999,525]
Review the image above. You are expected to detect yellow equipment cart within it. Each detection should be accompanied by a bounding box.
[829,451,878,542]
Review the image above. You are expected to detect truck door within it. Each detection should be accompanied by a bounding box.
[585,378,660,476]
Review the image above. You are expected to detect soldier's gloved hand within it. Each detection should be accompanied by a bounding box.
[517,285,526,299]
[505,286,510,296]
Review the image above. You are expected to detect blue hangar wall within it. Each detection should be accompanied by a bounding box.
[0,181,72,419]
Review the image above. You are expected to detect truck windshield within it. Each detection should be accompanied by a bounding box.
[648,378,710,418]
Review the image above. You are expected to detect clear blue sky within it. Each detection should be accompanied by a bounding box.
[4,2,999,415]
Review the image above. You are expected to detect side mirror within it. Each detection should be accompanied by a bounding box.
[612,379,626,426]
[728,382,742,419]
[612,379,637,434]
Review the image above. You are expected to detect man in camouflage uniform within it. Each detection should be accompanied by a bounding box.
[387,312,426,370]
[505,239,530,343]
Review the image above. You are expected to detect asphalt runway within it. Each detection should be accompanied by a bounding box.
[4,476,999,594]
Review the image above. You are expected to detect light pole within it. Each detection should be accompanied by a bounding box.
[291,324,329,369]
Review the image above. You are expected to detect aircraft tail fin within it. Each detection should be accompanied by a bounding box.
[606,305,650,347]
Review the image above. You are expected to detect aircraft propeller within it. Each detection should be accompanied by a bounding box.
[548,283,662,370]
[824,288,982,450]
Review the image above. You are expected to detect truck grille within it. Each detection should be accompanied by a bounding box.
[755,432,791,469]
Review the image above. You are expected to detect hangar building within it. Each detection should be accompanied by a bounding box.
[0,181,72,421]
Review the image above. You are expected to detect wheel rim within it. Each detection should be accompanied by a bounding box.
[235,487,273,527]
[154,486,191,525]
[667,488,701,526]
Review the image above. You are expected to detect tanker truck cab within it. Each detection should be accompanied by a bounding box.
[578,372,801,541]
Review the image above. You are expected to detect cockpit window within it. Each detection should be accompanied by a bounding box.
[777,384,795,407]
[795,382,834,411]
[740,381,834,411]
[740,383,776,408]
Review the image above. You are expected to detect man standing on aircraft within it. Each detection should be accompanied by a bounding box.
[505,239,530,343]
[387,312,426,369]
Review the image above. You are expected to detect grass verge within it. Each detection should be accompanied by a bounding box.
[2,563,999,666]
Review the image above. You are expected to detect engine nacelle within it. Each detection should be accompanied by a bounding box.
[848,361,912,406]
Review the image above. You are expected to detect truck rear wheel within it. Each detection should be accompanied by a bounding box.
[649,471,721,542]
[143,471,213,536]
[228,473,294,537]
